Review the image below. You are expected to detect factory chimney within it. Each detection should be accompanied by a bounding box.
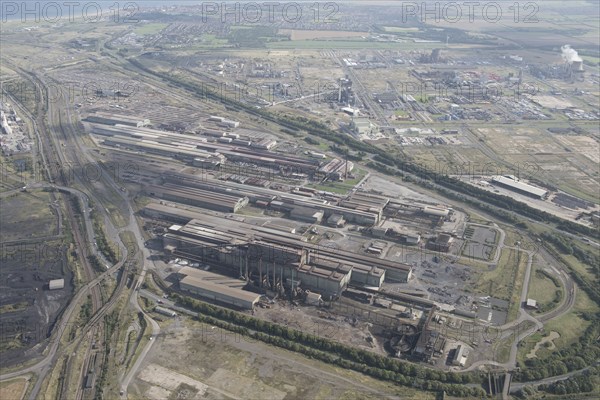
[344,148,349,180]
[572,60,584,73]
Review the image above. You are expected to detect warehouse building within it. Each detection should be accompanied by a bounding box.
[491,175,548,199]
[379,220,422,244]
[85,112,150,127]
[178,267,260,309]
[339,192,388,221]
[452,345,469,366]
[163,172,380,225]
[326,214,345,227]
[164,173,277,204]
[142,202,208,225]
[208,115,240,128]
[426,233,454,253]
[100,135,219,163]
[275,195,379,226]
[319,158,354,181]
[159,214,411,287]
[403,232,421,245]
[192,153,225,168]
[421,206,450,218]
[295,261,351,297]
[346,191,389,208]
[338,259,385,288]
[251,138,277,150]
[350,118,377,135]
[290,206,324,223]
[146,184,248,213]
[48,278,65,290]
[91,123,319,174]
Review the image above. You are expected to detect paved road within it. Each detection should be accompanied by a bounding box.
[116,189,163,397]
[0,184,128,395]
[510,362,600,393]
[467,222,505,264]
[454,241,579,399]
[139,290,196,318]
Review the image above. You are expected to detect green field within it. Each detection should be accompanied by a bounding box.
[134,23,168,35]
[518,287,600,366]
[230,25,254,30]
[471,248,523,301]
[466,247,527,322]
[267,40,440,50]
[382,26,420,33]
[527,266,563,312]
[543,289,599,351]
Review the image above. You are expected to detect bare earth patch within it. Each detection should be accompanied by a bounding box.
[526,331,560,359]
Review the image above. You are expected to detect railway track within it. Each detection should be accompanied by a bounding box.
[1,62,134,399]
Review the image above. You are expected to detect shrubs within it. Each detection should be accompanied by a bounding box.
[172,294,485,397]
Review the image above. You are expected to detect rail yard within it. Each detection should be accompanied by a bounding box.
[1,2,599,400]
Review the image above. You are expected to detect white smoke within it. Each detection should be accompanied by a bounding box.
[561,45,582,63]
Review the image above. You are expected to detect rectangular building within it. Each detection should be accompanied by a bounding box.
[426,233,454,253]
[290,207,324,223]
[452,345,468,366]
[49,279,65,290]
[178,267,260,309]
[147,184,248,213]
[491,176,548,199]
[85,112,150,127]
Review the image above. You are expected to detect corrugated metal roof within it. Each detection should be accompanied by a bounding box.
[492,176,547,197]
[179,269,260,304]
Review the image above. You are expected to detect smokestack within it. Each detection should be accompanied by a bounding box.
[344,150,348,180]
[518,68,523,83]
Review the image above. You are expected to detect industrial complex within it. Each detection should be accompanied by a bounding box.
[2,5,598,400]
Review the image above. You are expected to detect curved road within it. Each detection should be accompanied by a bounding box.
[0,183,128,397]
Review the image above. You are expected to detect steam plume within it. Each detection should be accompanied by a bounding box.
[561,45,582,63]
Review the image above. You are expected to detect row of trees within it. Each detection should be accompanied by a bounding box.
[126,57,599,392]
[89,208,118,264]
[87,254,106,274]
[541,232,600,275]
[172,294,485,397]
[540,233,600,306]
[94,310,119,400]
[534,269,563,313]
[511,230,600,393]
[538,366,599,395]
[514,313,600,382]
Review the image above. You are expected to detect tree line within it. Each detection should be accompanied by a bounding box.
[171,293,486,397]
[128,56,599,241]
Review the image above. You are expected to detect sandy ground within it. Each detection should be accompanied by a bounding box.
[0,377,29,400]
[129,318,414,400]
[526,331,560,359]
[362,175,442,203]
